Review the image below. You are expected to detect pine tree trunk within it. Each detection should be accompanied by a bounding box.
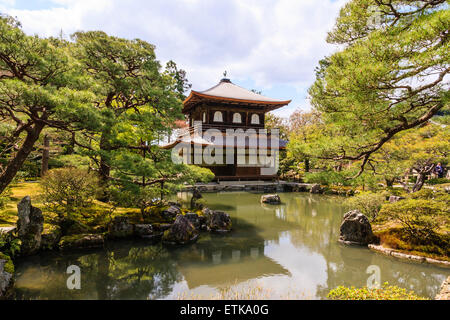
[412,172,426,193]
[99,133,111,183]
[41,134,50,177]
[0,123,44,194]
[67,132,75,154]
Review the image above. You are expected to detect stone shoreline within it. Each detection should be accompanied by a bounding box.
[183,182,354,196]
[368,244,450,268]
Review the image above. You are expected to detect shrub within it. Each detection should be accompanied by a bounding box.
[327,283,428,300]
[345,192,386,221]
[41,168,101,220]
[0,232,21,258]
[379,198,448,243]
[425,178,450,185]
[0,187,11,209]
[376,228,450,258]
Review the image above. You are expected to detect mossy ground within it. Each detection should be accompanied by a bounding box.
[0,182,145,233]
[372,227,450,262]
[368,184,450,261]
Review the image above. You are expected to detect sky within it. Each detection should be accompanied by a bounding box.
[0,0,348,118]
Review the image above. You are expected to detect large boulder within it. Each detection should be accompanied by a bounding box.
[59,234,104,251]
[339,210,379,246]
[162,215,199,245]
[134,224,153,236]
[310,184,322,194]
[207,211,232,233]
[161,205,182,221]
[260,194,281,205]
[40,225,62,251]
[185,212,201,230]
[133,224,161,241]
[0,252,14,300]
[17,196,44,256]
[108,217,134,239]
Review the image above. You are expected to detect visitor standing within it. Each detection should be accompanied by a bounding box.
[434,163,444,179]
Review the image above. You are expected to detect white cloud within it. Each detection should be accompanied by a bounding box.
[2,0,348,117]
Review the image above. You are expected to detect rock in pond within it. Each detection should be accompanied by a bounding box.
[40,225,62,251]
[162,215,199,245]
[134,224,162,242]
[339,210,379,246]
[59,234,104,251]
[207,211,232,233]
[0,252,14,300]
[185,212,199,227]
[108,217,134,239]
[17,196,44,256]
[161,205,182,221]
[310,184,322,194]
[261,194,281,205]
[134,224,153,236]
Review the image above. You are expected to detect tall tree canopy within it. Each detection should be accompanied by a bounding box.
[71,31,212,200]
[0,15,98,193]
[308,0,449,176]
[373,122,450,191]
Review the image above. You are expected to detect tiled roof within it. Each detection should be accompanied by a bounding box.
[183,79,291,111]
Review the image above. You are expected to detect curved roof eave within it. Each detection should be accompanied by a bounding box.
[183,91,291,108]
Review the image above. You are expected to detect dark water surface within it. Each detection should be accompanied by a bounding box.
[14,192,449,299]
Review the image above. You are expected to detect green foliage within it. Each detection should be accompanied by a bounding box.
[379,195,449,242]
[327,283,428,300]
[109,165,213,210]
[70,30,208,200]
[50,154,92,170]
[41,168,101,220]
[0,251,14,274]
[0,15,101,193]
[426,178,450,185]
[374,124,450,192]
[304,171,348,186]
[265,113,289,141]
[0,232,21,258]
[306,0,449,174]
[0,186,11,209]
[345,192,386,221]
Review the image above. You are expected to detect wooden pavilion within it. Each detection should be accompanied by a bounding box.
[164,78,291,181]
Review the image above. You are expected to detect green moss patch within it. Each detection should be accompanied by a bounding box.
[0,252,14,274]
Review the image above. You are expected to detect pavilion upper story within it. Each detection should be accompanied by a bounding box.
[182,78,291,132]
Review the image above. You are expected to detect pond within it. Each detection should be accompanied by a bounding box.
[13,192,449,300]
